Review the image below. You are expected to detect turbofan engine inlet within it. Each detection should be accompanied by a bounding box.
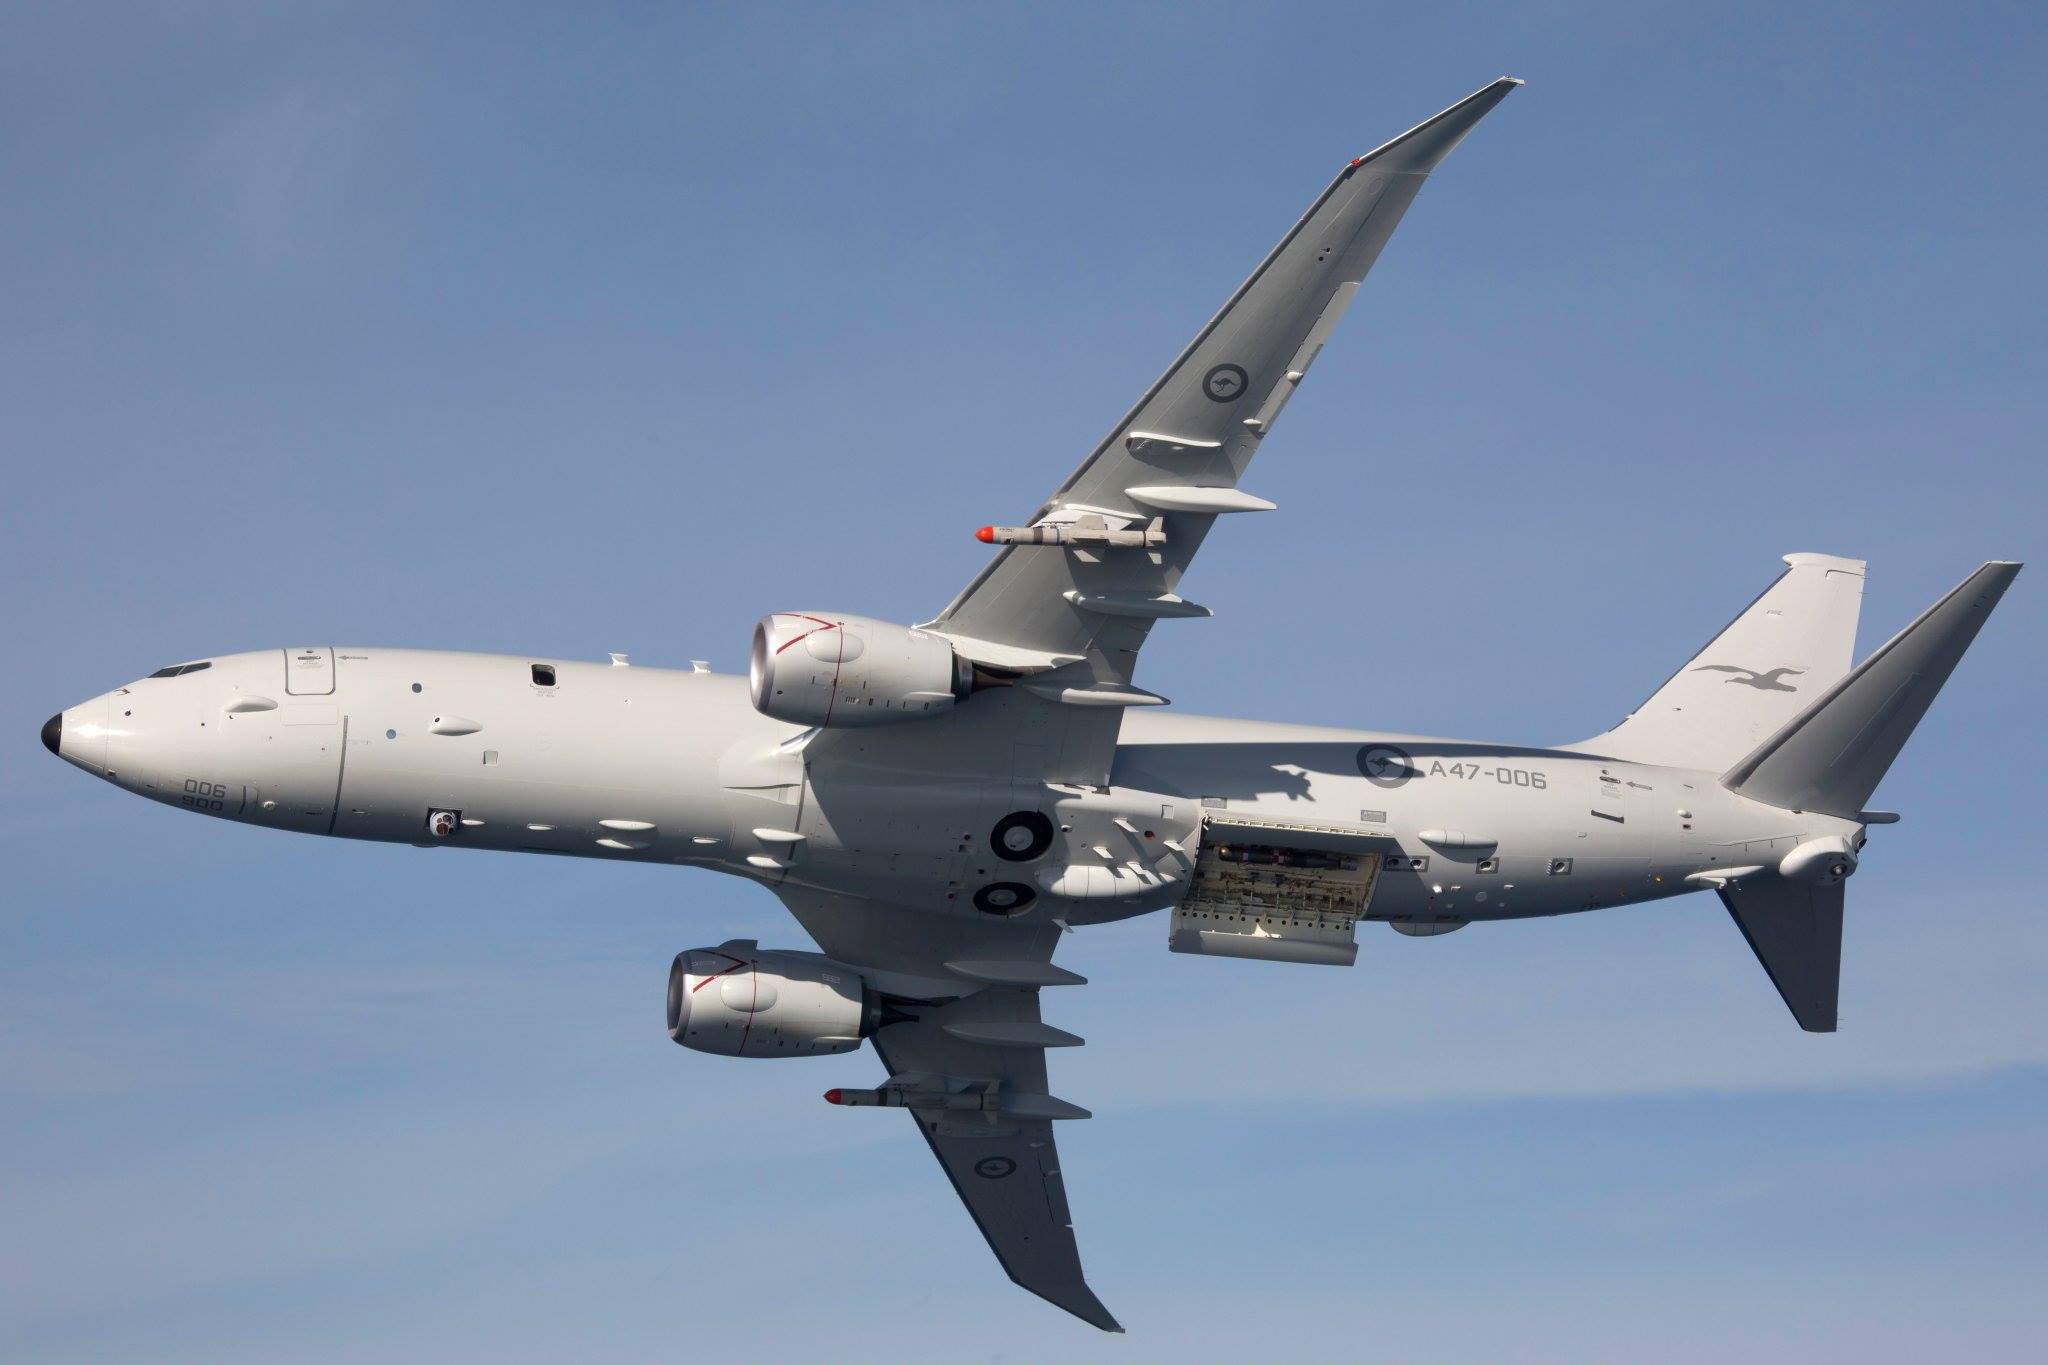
[749,613,972,728]
[666,941,881,1057]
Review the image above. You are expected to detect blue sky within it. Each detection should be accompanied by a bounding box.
[4,2,2045,1359]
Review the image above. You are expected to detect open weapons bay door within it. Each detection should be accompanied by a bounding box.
[1168,814,1388,966]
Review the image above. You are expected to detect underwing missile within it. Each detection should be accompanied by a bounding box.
[975,520,1164,547]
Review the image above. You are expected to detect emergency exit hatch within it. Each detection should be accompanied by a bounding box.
[283,647,335,696]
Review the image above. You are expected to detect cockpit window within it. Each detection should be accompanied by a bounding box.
[531,664,557,687]
[147,661,212,679]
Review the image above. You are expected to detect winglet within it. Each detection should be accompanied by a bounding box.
[1350,76,1522,177]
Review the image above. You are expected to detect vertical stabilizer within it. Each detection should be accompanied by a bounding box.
[1577,553,1865,771]
[1722,562,2020,819]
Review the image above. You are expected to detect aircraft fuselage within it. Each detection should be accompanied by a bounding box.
[49,646,1859,929]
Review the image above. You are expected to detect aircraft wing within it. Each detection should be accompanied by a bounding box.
[777,886,1119,1332]
[772,85,1521,1326]
[924,77,1519,699]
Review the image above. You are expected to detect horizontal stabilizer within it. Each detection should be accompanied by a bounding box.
[1722,561,2020,818]
[1719,879,1844,1032]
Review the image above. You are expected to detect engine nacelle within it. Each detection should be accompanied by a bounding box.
[750,612,970,728]
[666,941,876,1058]
[1779,835,1859,885]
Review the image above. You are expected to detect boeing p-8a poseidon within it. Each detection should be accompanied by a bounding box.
[42,79,2019,1331]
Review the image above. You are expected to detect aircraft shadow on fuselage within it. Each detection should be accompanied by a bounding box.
[1112,741,1586,805]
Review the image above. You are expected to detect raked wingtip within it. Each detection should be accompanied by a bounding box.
[1351,76,1521,175]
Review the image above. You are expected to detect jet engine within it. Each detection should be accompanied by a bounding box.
[666,941,879,1058]
[750,613,971,728]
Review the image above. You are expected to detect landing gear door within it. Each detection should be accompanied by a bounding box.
[283,647,335,696]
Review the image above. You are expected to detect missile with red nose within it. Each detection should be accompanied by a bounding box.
[976,519,1164,548]
[826,1086,942,1110]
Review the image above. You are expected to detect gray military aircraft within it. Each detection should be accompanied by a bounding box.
[40,78,2020,1331]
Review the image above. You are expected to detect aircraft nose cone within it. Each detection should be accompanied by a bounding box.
[49,694,112,777]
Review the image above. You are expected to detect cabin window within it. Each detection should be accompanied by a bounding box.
[531,664,557,687]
